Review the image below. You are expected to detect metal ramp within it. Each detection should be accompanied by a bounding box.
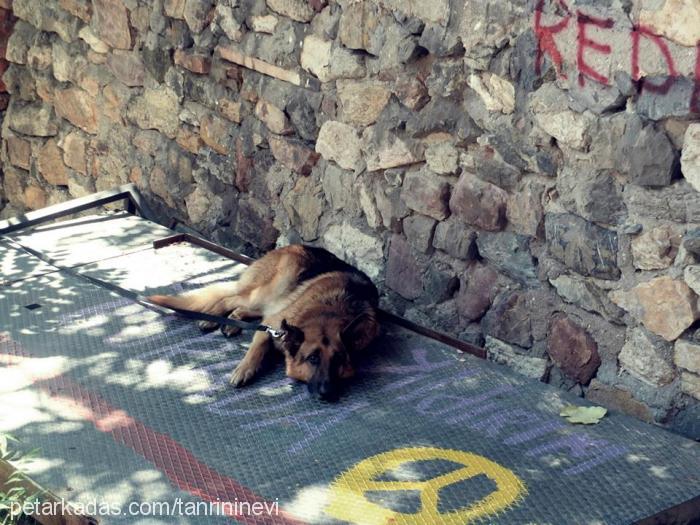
[1,210,699,525]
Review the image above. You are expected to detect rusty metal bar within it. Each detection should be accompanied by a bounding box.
[377,310,487,358]
[153,233,255,265]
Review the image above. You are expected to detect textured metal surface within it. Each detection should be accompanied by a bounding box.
[0,239,60,283]
[7,212,172,269]
[1,215,700,525]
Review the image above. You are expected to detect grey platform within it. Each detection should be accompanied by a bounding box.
[1,212,699,525]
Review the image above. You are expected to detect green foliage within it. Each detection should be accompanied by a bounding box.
[0,434,43,525]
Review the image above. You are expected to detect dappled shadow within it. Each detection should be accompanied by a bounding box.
[0,239,61,285]
[8,211,174,269]
[1,213,246,522]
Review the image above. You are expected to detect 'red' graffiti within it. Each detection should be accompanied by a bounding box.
[534,0,700,113]
[534,0,571,78]
[631,25,679,94]
[576,12,615,87]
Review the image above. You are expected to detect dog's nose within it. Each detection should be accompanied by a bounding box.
[313,382,338,401]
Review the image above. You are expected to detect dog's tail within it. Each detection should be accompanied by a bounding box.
[148,282,239,314]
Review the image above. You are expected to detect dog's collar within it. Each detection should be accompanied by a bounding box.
[264,326,286,339]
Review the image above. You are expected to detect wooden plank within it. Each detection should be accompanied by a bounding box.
[0,459,97,525]
[216,46,319,90]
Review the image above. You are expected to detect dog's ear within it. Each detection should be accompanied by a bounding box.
[341,312,379,352]
[280,319,304,357]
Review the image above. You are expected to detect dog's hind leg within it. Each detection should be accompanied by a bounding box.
[196,296,244,332]
[218,274,294,337]
[194,288,259,334]
[216,287,266,337]
[230,331,272,387]
[150,283,241,332]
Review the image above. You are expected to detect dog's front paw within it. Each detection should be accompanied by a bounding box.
[229,362,257,387]
[221,324,242,338]
[220,310,245,338]
[198,320,219,332]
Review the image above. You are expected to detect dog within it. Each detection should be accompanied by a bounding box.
[148,245,380,400]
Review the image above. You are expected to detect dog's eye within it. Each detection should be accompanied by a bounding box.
[306,354,320,365]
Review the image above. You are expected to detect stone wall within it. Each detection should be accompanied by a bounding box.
[1,0,699,438]
[0,0,15,176]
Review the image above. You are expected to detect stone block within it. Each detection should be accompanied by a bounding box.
[456,264,497,322]
[403,215,437,254]
[400,168,450,221]
[128,87,180,139]
[681,123,700,193]
[385,234,423,300]
[449,173,507,231]
[37,139,69,186]
[631,225,682,270]
[547,315,601,385]
[183,0,213,33]
[482,292,533,348]
[266,0,314,22]
[337,80,391,127]
[269,135,319,176]
[200,113,231,155]
[174,49,211,74]
[255,99,292,135]
[23,185,47,210]
[316,120,364,172]
[610,276,699,342]
[485,336,548,380]
[585,380,653,423]
[107,50,146,86]
[92,0,132,49]
[545,213,620,280]
[619,327,675,387]
[432,218,476,260]
[6,136,31,170]
[674,339,700,375]
[322,222,383,280]
[54,88,99,134]
[62,132,88,174]
[7,101,58,137]
[476,232,538,286]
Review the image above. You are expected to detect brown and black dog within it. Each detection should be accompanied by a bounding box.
[148,245,380,400]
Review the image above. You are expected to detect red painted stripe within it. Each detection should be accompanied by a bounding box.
[1,343,305,525]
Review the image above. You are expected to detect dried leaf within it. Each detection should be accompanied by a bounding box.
[560,404,607,425]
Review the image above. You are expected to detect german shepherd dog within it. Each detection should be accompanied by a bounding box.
[149,245,380,400]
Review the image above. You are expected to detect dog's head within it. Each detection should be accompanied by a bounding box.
[278,314,378,400]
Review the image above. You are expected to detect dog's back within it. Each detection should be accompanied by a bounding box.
[296,246,379,305]
[149,244,377,320]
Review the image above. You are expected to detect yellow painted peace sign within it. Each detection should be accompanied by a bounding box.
[326,447,526,525]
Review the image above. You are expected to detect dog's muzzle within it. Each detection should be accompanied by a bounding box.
[308,380,338,401]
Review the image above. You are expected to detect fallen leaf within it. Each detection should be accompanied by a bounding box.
[559,404,607,425]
